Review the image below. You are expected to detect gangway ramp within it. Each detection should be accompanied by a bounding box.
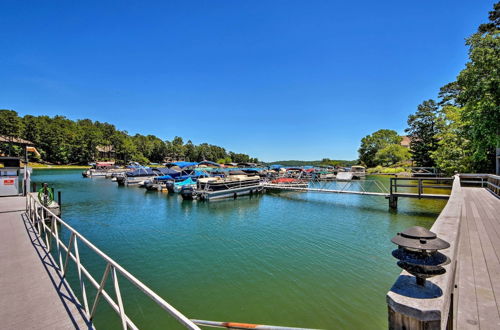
[0,196,91,329]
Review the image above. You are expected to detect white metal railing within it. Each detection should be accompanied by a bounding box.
[27,193,201,330]
[26,193,315,330]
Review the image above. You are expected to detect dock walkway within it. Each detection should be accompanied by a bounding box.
[455,188,500,329]
[0,196,92,329]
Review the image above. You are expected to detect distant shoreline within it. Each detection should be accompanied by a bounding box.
[29,163,90,170]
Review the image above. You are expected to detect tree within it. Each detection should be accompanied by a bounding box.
[431,106,472,174]
[456,7,499,172]
[358,129,401,167]
[184,140,196,161]
[405,100,440,167]
[0,110,23,156]
[374,144,411,166]
[436,2,500,172]
[0,110,22,137]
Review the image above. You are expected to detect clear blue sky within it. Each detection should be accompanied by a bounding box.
[0,1,495,161]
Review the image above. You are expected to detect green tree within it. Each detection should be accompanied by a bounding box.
[0,110,23,156]
[405,100,439,167]
[0,110,22,137]
[374,144,411,166]
[438,2,499,172]
[431,106,472,174]
[184,140,196,161]
[358,129,401,167]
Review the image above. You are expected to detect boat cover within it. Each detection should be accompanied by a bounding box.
[175,177,196,186]
[153,168,179,175]
[126,168,155,177]
[166,161,198,168]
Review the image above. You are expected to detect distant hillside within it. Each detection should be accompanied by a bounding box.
[265,159,358,167]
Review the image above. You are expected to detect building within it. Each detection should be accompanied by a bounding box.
[96,145,116,160]
[400,136,411,148]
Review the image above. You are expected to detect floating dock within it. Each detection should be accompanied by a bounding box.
[0,196,91,329]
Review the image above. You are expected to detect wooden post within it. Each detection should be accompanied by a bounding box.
[389,195,398,209]
[58,191,62,212]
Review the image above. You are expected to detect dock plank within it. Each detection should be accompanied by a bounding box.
[456,203,480,329]
[0,196,92,330]
[455,188,500,329]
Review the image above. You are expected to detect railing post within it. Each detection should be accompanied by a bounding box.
[112,267,128,330]
[418,179,423,198]
[90,263,111,320]
[63,232,75,276]
[74,238,90,316]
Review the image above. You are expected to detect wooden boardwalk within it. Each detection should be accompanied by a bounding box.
[0,196,92,329]
[455,188,500,329]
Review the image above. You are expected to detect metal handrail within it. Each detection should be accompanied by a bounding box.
[26,193,316,330]
[27,193,200,330]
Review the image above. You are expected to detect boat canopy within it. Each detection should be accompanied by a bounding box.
[152,168,179,175]
[198,160,221,167]
[166,161,198,169]
[126,168,155,177]
[228,170,247,175]
[155,175,174,181]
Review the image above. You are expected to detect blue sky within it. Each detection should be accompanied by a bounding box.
[0,1,495,161]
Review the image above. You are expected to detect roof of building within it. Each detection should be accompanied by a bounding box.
[0,135,34,146]
[400,136,411,147]
[96,145,115,152]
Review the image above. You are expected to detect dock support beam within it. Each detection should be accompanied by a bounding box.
[389,195,398,209]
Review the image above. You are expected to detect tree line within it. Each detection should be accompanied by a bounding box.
[0,110,258,165]
[359,2,499,174]
[267,159,358,167]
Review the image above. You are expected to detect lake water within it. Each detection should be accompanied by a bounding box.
[32,170,446,329]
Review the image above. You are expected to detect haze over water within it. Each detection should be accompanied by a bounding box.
[33,170,446,329]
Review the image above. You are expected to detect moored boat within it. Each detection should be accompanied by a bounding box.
[269,177,309,189]
[182,174,263,200]
[82,162,121,178]
[350,165,366,179]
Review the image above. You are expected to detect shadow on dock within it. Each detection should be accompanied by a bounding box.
[21,213,93,329]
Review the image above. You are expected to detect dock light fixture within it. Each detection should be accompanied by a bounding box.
[391,226,450,286]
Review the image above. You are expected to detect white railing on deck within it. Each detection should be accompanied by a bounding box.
[26,193,314,330]
[27,193,201,330]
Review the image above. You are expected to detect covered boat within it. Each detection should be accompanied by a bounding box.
[182,174,263,200]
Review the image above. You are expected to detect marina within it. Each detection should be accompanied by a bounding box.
[0,2,498,328]
[1,152,499,329]
[1,168,498,329]
[12,169,448,329]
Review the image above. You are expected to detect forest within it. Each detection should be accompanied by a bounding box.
[359,2,499,174]
[0,111,258,165]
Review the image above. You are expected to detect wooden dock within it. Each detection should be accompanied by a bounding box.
[455,188,500,329]
[0,196,92,329]
[387,176,500,330]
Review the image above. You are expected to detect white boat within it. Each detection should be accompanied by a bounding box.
[350,165,366,179]
[182,175,263,200]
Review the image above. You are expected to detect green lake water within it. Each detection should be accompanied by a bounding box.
[32,170,447,329]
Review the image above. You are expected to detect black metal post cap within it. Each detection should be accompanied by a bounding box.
[391,226,450,250]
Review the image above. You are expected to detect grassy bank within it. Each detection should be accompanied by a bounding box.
[367,165,411,176]
[29,163,90,169]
